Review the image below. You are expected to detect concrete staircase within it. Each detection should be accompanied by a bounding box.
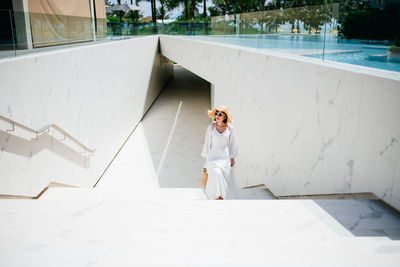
[1,183,400,266]
[1,116,397,266]
[1,66,400,266]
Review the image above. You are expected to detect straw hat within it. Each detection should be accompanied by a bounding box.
[207,105,232,125]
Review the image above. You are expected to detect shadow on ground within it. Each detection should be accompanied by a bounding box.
[314,199,400,240]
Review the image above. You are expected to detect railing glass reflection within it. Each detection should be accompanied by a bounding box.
[0,2,399,72]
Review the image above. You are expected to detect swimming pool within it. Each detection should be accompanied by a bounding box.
[190,34,400,73]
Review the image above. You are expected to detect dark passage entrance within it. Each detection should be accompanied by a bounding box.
[141,65,211,188]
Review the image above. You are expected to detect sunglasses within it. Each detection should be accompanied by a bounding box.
[214,111,226,117]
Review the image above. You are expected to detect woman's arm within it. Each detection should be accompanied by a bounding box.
[229,125,238,159]
[200,124,212,158]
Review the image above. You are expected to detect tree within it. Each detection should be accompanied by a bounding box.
[301,4,329,34]
[146,0,157,22]
[338,2,400,41]
[208,5,222,16]
[259,0,267,11]
[117,0,122,24]
[189,0,200,19]
[211,0,232,15]
[209,0,268,15]
[168,0,202,20]
[157,5,171,21]
[158,0,175,22]
[130,0,141,23]
[183,0,189,19]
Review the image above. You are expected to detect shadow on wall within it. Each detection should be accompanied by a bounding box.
[0,130,90,168]
[141,66,211,188]
[142,52,175,116]
[91,52,175,189]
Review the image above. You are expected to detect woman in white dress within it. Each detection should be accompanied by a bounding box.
[201,105,238,200]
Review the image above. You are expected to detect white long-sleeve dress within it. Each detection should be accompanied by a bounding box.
[201,122,238,200]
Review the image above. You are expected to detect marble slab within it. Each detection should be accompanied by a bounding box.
[0,36,173,196]
[1,118,400,266]
[159,35,400,211]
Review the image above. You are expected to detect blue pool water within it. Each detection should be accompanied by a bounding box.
[192,35,400,73]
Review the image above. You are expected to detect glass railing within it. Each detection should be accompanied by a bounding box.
[0,9,16,58]
[191,2,400,73]
[106,20,212,37]
[1,2,399,73]
[0,8,107,59]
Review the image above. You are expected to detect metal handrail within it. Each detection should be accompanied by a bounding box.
[0,114,95,153]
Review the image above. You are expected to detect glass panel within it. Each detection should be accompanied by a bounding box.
[193,2,400,73]
[29,12,93,48]
[0,9,16,59]
[12,10,29,57]
[204,6,328,58]
[318,1,400,72]
[0,2,398,72]
[96,17,107,40]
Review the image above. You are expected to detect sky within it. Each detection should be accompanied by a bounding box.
[108,0,214,19]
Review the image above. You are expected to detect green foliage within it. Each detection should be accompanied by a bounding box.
[107,16,129,23]
[107,16,142,24]
[208,6,222,16]
[105,0,400,43]
[394,34,400,47]
[175,17,211,22]
[339,3,400,41]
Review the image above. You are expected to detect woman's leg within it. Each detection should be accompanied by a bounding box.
[214,168,227,199]
[205,164,228,200]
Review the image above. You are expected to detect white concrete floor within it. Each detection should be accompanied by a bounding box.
[1,66,400,266]
[141,65,211,189]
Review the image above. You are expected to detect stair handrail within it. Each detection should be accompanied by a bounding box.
[0,114,95,153]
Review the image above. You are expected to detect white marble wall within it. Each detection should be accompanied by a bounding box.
[159,35,400,210]
[0,36,173,196]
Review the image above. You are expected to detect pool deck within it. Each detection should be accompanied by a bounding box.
[264,48,362,56]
